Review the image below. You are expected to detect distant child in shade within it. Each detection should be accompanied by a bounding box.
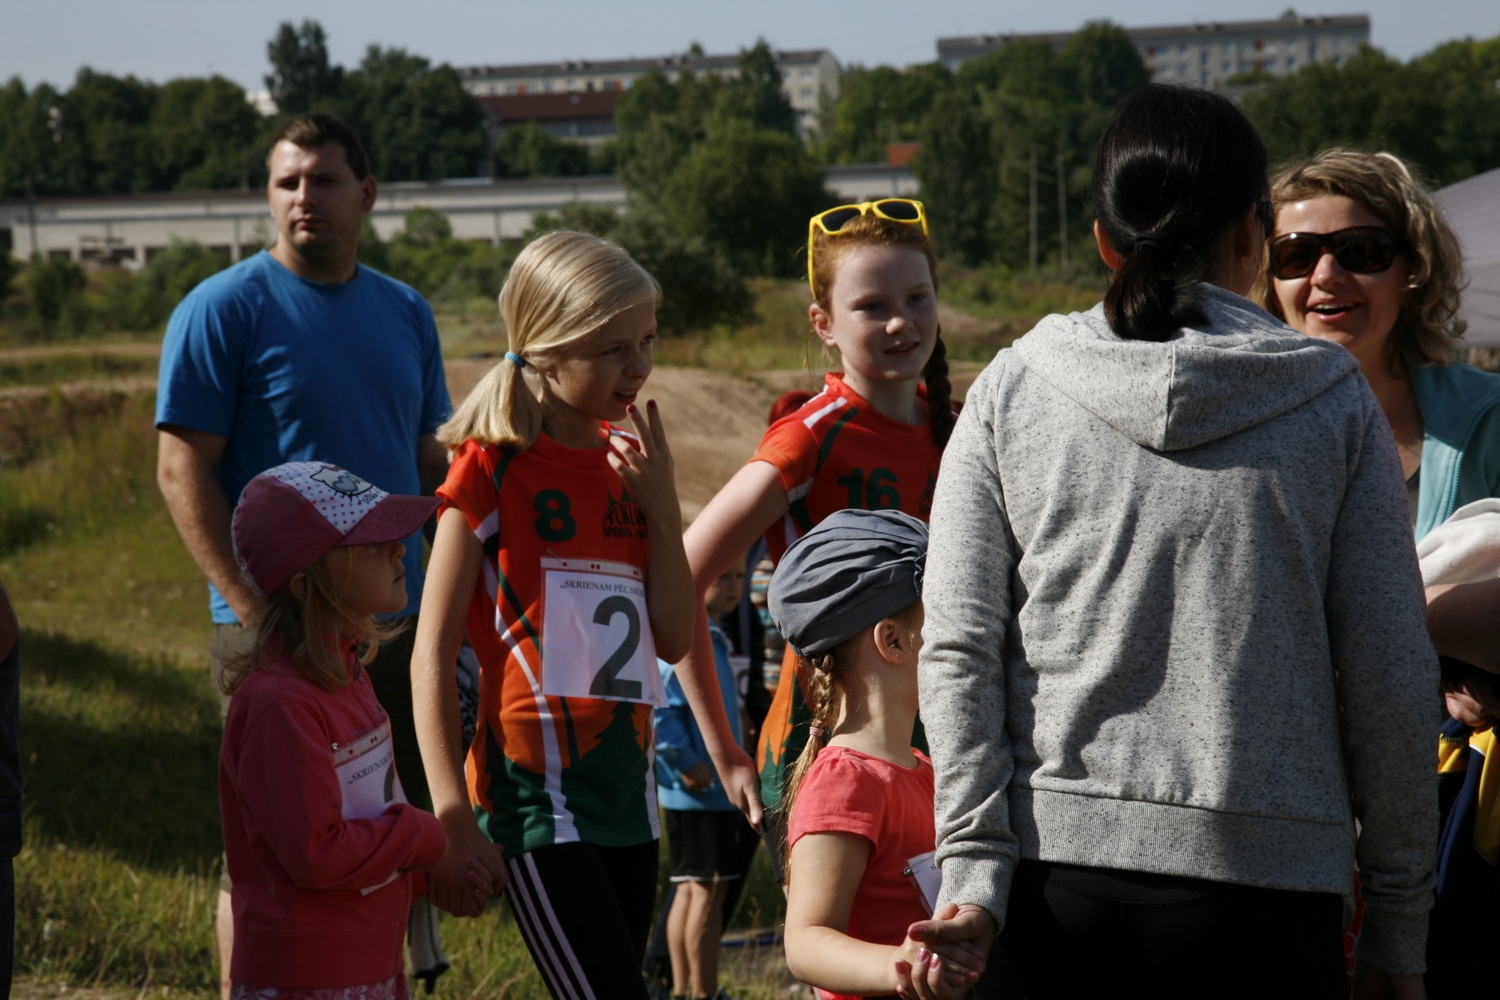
[218,462,499,999]
[656,552,757,1000]
[773,510,983,1000]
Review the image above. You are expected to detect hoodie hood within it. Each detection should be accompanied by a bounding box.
[1011,284,1359,451]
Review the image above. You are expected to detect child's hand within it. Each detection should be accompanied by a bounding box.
[608,401,680,532]
[895,903,993,999]
[465,846,507,903]
[1443,674,1500,728]
[893,939,970,1000]
[680,760,716,791]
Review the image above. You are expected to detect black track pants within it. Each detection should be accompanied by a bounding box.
[506,840,658,1000]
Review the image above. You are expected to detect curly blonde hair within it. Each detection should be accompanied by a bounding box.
[1259,149,1467,373]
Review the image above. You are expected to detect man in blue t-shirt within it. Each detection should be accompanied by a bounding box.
[155,113,452,996]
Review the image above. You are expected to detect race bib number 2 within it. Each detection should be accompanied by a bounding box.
[540,557,664,706]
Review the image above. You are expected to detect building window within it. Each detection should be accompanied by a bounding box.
[801,68,814,79]
[800,88,814,100]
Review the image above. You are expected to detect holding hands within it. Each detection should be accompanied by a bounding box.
[895,904,996,1000]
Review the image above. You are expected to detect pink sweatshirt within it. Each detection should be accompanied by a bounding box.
[220,642,446,987]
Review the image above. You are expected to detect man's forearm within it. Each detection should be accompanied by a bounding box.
[157,435,261,622]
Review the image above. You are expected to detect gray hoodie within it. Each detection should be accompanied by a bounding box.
[920,285,1437,975]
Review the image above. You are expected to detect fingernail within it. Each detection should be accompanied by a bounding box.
[627,404,637,413]
[917,947,930,963]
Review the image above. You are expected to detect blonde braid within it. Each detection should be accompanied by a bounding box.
[779,646,849,883]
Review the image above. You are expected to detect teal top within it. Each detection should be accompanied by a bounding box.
[1412,362,1500,541]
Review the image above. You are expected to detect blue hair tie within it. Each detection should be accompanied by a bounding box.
[504,351,527,369]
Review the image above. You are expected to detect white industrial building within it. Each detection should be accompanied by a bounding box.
[938,12,1370,90]
[0,165,913,265]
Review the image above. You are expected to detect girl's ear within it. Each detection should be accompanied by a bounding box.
[809,300,836,349]
[871,618,908,666]
[288,572,308,602]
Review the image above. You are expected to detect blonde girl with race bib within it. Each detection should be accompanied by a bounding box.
[679,201,956,854]
[218,462,495,1000]
[412,232,715,997]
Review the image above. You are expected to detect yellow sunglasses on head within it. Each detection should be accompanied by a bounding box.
[807,199,929,294]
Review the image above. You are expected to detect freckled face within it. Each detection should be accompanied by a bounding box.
[814,245,938,383]
[1272,195,1409,371]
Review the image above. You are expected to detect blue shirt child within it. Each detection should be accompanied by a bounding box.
[655,620,742,812]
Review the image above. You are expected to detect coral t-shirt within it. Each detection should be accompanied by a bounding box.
[437,430,660,858]
[752,374,947,810]
[788,745,936,998]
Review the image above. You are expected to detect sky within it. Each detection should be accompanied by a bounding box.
[3,0,1498,92]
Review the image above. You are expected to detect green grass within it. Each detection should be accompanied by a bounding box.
[0,354,158,391]
[3,384,791,998]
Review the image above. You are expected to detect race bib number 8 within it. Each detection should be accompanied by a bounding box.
[540,557,664,706]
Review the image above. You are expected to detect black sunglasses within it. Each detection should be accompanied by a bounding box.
[1268,226,1405,280]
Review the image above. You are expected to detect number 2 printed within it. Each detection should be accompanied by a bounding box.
[589,596,642,700]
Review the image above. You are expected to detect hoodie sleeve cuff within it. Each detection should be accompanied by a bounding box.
[935,853,1013,933]
[1354,906,1428,976]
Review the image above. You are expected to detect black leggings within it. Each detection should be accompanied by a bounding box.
[506,840,658,1000]
[990,861,1347,1000]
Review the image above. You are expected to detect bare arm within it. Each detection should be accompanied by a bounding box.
[1426,579,1500,673]
[785,832,969,998]
[411,508,504,915]
[156,425,262,623]
[675,461,789,827]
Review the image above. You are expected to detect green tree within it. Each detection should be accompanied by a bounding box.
[0,249,19,301]
[383,207,511,301]
[495,123,592,178]
[913,90,996,266]
[819,62,952,164]
[265,20,344,115]
[661,119,829,277]
[151,76,260,191]
[342,47,486,181]
[716,40,797,135]
[24,255,87,325]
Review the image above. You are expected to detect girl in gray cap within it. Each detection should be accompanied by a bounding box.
[771,509,983,1000]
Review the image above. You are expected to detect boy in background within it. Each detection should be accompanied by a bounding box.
[655,555,753,1000]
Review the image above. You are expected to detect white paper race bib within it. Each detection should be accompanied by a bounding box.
[904,849,942,916]
[332,718,406,894]
[540,557,663,706]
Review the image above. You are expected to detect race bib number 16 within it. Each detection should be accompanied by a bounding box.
[540,557,664,707]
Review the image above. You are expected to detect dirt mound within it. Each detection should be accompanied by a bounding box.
[446,359,778,521]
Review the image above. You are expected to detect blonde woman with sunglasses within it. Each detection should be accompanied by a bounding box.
[675,199,957,866]
[1262,153,1500,996]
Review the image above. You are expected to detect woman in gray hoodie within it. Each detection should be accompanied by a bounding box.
[914,85,1436,999]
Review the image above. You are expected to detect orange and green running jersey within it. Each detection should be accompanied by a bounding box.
[437,430,660,857]
[751,373,946,810]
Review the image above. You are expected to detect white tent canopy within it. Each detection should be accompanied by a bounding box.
[1434,166,1500,348]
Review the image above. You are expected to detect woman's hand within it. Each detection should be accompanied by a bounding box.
[893,904,987,999]
[429,814,505,917]
[609,401,681,533]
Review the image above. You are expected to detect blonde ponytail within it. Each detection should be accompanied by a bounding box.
[438,231,660,451]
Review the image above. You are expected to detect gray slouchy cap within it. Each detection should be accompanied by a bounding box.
[768,508,929,657]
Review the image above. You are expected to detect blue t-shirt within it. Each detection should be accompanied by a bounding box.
[655,621,742,812]
[156,251,450,623]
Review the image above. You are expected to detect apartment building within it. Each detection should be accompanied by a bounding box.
[455,48,841,137]
[938,12,1371,90]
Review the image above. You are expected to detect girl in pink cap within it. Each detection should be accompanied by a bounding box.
[217,461,500,1000]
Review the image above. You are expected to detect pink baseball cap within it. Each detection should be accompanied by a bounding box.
[232,461,441,598]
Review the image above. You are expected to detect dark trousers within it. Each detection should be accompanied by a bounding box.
[363,619,429,809]
[0,856,12,1000]
[992,860,1347,1000]
[508,840,659,999]
[642,813,762,981]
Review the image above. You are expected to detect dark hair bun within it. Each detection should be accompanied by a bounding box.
[1093,85,1269,342]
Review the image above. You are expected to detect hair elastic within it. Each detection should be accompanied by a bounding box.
[1134,233,1171,254]
[504,351,527,368]
[808,726,825,738]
